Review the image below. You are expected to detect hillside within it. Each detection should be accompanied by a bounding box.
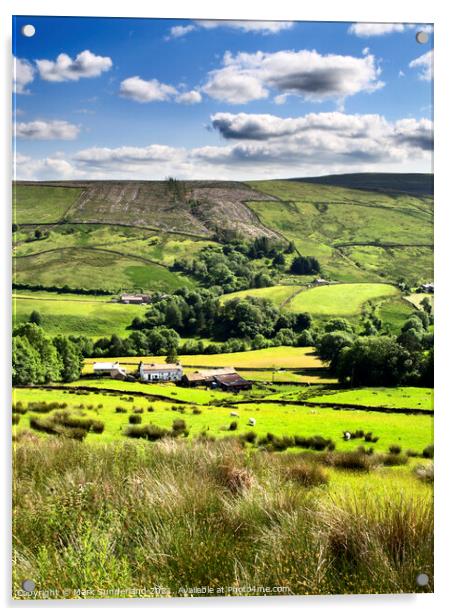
[287,173,433,196]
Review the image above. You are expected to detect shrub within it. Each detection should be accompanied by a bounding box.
[12,413,21,425]
[422,444,434,459]
[389,444,402,455]
[323,450,375,471]
[414,464,434,484]
[229,421,238,431]
[147,405,154,412]
[241,431,257,444]
[192,408,202,415]
[115,406,127,414]
[382,453,408,467]
[172,419,188,437]
[13,402,27,414]
[286,462,329,487]
[293,435,335,452]
[129,414,142,424]
[123,425,149,439]
[147,424,170,441]
[91,420,105,434]
[29,416,58,435]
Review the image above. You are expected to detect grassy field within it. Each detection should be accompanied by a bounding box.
[14,247,193,293]
[285,283,399,316]
[13,386,433,452]
[12,437,433,597]
[13,184,82,224]
[246,180,433,284]
[377,297,415,334]
[405,293,435,312]
[306,387,434,411]
[220,285,301,307]
[13,292,148,338]
[84,346,325,371]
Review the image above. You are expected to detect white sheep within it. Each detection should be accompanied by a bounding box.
[248,418,256,427]
[343,431,351,441]
[230,411,239,417]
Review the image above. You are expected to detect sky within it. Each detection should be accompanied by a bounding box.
[12,16,433,181]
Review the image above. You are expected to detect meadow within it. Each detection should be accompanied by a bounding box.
[13,292,147,338]
[13,184,82,224]
[13,386,433,453]
[12,437,433,597]
[306,387,434,411]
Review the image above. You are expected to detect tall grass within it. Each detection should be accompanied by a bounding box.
[12,438,433,598]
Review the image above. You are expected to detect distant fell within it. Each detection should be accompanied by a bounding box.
[287,173,433,196]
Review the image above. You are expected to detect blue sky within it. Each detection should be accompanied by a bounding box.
[13,16,433,180]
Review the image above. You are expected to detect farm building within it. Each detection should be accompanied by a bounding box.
[419,283,434,293]
[139,362,183,383]
[93,362,127,379]
[213,372,252,392]
[181,367,252,391]
[119,293,151,304]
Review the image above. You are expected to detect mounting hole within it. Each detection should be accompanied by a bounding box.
[416,573,429,587]
[416,31,429,44]
[21,24,36,38]
[21,579,35,592]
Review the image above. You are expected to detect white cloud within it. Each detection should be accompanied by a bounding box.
[15,120,80,140]
[203,49,384,104]
[36,49,112,82]
[119,76,177,102]
[409,50,433,81]
[120,77,202,104]
[176,90,202,104]
[166,24,196,39]
[348,23,407,37]
[13,57,35,94]
[195,20,294,34]
[15,111,432,181]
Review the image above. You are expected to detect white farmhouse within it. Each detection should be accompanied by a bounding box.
[139,362,183,383]
[93,362,127,379]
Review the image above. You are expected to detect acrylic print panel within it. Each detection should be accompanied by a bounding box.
[12,15,433,599]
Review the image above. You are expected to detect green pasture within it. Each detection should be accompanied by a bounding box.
[220,284,302,307]
[13,184,82,225]
[306,387,433,411]
[13,247,193,294]
[285,283,399,316]
[378,297,416,334]
[13,387,433,453]
[13,293,147,338]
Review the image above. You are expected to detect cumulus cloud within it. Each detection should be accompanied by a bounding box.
[36,49,112,82]
[348,23,407,37]
[119,76,177,102]
[166,24,196,39]
[203,49,384,104]
[176,90,202,104]
[195,20,294,34]
[74,144,184,167]
[409,50,433,81]
[120,76,202,104]
[15,120,80,140]
[13,57,35,94]
[14,153,78,180]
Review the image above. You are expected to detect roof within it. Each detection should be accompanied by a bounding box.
[198,367,236,378]
[214,373,250,387]
[120,294,148,301]
[140,362,181,372]
[93,362,119,370]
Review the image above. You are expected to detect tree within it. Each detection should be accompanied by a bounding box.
[12,336,43,385]
[165,346,178,364]
[272,252,286,268]
[290,255,320,275]
[324,318,353,333]
[53,335,83,382]
[297,330,314,347]
[34,228,43,240]
[420,296,432,314]
[317,331,355,370]
[13,323,62,382]
[29,310,42,326]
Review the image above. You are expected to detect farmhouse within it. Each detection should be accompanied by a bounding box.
[93,362,127,379]
[139,362,183,383]
[119,293,151,304]
[419,282,434,293]
[181,367,252,391]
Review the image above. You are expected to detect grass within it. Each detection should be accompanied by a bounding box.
[13,387,433,452]
[246,180,433,284]
[306,387,434,412]
[12,437,433,597]
[13,184,82,224]
[285,283,399,316]
[220,285,302,307]
[405,293,435,312]
[13,247,193,294]
[13,292,148,338]
[84,346,324,371]
[377,297,415,334]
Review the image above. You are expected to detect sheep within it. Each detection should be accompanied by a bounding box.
[248,418,256,427]
[343,431,351,441]
[230,411,239,417]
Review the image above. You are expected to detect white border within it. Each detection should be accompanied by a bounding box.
[2,1,451,613]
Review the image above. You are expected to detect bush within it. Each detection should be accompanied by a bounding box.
[172,419,188,437]
[192,408,202,415]
[286,462,329,487]
[129,414,142,425]
[229,421,238,431]
[388,444,402,455]
[12,413,21,425]
[241,431,257,444]
[91,420,105,434]
[12,402,27,414]
[422,444,434,459]
[323,450,376,471]
[115,406,127,414]
[293,434,335,452]
[382,453,408,467]
[147,405,154,412]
